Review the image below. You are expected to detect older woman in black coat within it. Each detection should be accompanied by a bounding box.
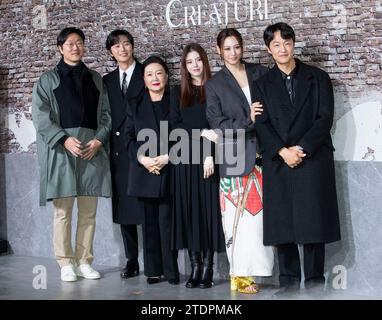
[125,56,179,285]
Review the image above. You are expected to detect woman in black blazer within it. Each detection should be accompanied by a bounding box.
[125,56,179,285]
[205,28,274,293]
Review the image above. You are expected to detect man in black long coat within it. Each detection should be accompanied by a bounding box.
[103,30,145,278]
[253,23,341,293]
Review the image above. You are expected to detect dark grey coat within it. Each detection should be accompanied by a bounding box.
[205,62,268,177]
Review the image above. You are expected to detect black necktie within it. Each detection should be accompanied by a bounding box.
[122,72,128,97]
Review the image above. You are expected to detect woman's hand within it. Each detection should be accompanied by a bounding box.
[64,137,84,158]
[250,102,263,123]
[203,156,214,179]
[154,154,169,171]
[139,156,161,175]
[82,139,103,160]
[201,129,219,144]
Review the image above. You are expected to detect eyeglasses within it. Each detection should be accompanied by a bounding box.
[63,41,84,48]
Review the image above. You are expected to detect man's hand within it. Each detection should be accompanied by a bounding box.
[64,137,84,158]
[82,139,102,160]
[203,156,214,179]
[250,102,263,123]
[278,146,306,168]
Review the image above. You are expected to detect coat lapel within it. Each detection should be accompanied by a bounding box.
[126,62,144,100]
[267,65,294,115]
[108,68,128,130]
[222,64,251,113]
[290,60,313,125]
[139,90,159,132]
[246,64,257,105]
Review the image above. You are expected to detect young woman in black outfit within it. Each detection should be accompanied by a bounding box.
[170,43,225,289]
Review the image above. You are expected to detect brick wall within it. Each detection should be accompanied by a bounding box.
[1,0,381,153]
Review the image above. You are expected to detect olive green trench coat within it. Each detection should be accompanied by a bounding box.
[32,65,112,206]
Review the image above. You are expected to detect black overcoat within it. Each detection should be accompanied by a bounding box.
[125,90,172,199]
[103,62,144,224]
[254,59,341,245]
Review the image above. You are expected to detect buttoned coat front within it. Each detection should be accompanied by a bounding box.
[103,62,145,224]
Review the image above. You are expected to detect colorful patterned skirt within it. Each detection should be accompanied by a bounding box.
[220,165,274,276]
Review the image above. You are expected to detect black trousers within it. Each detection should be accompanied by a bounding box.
[277,243,325,287]
[120,224,138,262]
[142,197,179,279]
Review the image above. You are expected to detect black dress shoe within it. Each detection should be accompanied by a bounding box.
[147,276,161,284]
[168,277,180,285]
[272,283,300,298]
[305,278,325,290]
[305,278,326,296]
[120,260,139,279]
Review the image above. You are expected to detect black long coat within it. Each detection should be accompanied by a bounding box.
[103,62,145,225]
[205,62,268,177]
[125,90,172,199]
[254,59,341,245]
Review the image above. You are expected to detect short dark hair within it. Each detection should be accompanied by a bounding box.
[142,55,169,76]
[106,29,134,50]
[216,28,243,51]
[263,22,295,47]
[57,27,85,47]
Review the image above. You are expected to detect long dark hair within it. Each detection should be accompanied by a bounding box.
[180,43,211,107]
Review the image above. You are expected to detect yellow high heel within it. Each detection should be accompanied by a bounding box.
[231,276,239,291]
[231,276,259,294]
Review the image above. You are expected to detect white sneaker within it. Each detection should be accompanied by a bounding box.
[61,264,77,282]
[76,264,101,280]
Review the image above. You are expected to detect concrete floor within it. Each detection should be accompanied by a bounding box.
[0,254,379,300]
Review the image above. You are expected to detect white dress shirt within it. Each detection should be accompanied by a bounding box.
[119,60,136,90]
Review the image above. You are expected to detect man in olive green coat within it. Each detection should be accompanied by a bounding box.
[32,27,112,282]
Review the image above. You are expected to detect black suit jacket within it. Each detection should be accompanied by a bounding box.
[205,62,268,177]
[125,90,171,198]
[103,62,145,224]
[254,59,341,245]
[103,62,144,155]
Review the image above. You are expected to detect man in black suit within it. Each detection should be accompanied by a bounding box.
[253,23,341,294]
[103,30,145,279]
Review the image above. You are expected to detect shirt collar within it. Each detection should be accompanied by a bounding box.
[119,60,136,79]
[278,59,299,80]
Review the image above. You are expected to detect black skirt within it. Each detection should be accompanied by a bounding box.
[172,163,225,253]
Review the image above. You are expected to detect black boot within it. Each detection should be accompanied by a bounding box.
[199,250,214,289]
[185,251,201,288]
